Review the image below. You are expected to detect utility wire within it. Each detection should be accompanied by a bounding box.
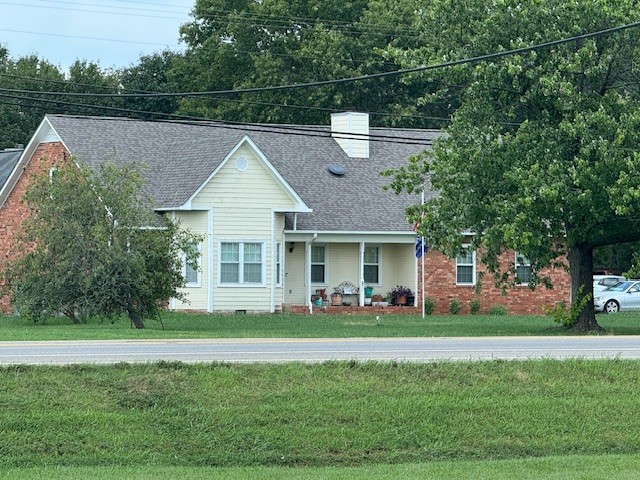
[0,93,435,145]
[0,73,455,124]
[3,20,638,99]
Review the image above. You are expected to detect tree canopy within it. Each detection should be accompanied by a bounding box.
[384,0,640,331]
[1,161,200,328]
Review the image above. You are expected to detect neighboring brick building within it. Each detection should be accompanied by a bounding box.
[0,114,571,315]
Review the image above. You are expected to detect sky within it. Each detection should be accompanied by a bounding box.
[0,0,195,72]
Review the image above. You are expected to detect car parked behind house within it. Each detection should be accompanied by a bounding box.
[593,275,626,293]
[594,280,640,313]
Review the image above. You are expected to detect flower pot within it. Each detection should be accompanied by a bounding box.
[396,295,407,306]
[313,297,323,307]
[364,297,372,306]
[330,293,342,306]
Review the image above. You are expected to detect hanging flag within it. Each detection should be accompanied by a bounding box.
[415,237,428,258]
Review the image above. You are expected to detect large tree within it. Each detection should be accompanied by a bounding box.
[172,0,445,127]
[1,161,200,328]
[384,0,640,331]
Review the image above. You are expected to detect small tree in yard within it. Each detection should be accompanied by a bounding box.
[1,160,200,328]
[383,0,640,331]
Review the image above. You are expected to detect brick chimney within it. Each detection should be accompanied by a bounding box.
[330,112,369,158]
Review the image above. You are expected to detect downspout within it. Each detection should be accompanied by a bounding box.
[307,233,318,314]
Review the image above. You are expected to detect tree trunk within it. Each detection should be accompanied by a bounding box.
[568,243,603,332]
[127,307,145,329]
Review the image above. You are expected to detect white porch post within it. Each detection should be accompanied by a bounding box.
[359,242,365,306]
[306,242,312,313]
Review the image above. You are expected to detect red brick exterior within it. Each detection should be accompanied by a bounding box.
[0,141,571,317]
[417,249,571,315]
[0,142,68,313]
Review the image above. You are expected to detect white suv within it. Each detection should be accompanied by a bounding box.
[593,275,626,293]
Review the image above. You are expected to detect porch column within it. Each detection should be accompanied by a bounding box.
[359,242,365,306]
[306,241,312,313]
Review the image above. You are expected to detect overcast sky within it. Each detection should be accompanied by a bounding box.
[0,0,195,72]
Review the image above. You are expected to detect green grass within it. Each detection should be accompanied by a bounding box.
[2,360,640,472]
[1,310,639,340]
[5,454,640,479]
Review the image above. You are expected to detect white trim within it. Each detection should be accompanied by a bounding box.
[363,244,382,286]
[0,116,70,208]
[217,240,267,287]
[310,244,327,285]
[183,242,202,288]
[270,211,276,313]
[207,208,214,312]
[455,246,476,286]
[169,211,177,310]
[514,251,532,286]
[179,136,311,213]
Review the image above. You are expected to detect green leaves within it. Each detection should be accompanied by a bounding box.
[2,161,201,328]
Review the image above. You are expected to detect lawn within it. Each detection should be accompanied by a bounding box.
[1,310,639,340]
[2,361,640,477]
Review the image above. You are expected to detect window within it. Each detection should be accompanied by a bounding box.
[456,248,475,285]
[311,245,326,284]
[183,242,201,287]
[220,242,264,285]
[515,252,532,284]
[363,246,380,284]
[275,242,282,286]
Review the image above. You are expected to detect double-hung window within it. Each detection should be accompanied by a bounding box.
[456,247,476,285]
[363,246,380,284]
[184,241,201,287]
[220,242,264,285]
[311,245,326,284]
[275,242,282,286]
[515,252,532,284]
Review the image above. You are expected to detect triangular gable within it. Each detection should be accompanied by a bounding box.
[178,135,311,212]
[0,116,68,208]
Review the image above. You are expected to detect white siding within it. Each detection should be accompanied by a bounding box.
[192,143,298,312]
[172,211,210,310]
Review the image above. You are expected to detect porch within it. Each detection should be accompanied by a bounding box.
[283,232,420,313]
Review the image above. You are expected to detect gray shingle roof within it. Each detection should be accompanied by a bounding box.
[0,149,22,191]
[46,115,438,233]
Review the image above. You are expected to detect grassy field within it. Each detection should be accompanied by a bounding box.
[2,360,640,478]
[1,310,639,340]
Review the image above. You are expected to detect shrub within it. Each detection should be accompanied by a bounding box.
[424,297,436,315]
[544,286,591,327]
[449,298,461,315]
[488,304,508,315]
[469,298,481,315]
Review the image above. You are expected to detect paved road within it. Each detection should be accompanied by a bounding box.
[2,336,640,364]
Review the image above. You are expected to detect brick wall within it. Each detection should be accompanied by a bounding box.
[0,142,68,312]
[417,249,570,315]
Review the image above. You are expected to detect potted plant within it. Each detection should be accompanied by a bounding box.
[390,285,413,306]
[330,286,343,306]
[371,294,384,306]
[364,286,373,305]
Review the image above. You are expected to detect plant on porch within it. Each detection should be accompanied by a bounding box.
[390,285,413,306]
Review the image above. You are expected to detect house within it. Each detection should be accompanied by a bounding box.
[0,113,570,315]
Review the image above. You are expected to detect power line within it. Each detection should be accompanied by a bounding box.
[4,20,638,99]
[0,93,435,146]
[0,28,181,48]
[0,72,453,123]
[0,1,188,21]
